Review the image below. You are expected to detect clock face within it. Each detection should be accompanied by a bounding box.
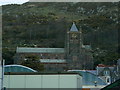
[72,33,77,38]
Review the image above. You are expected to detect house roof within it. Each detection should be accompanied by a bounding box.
[70,22,78,32]
[16,47,65,53]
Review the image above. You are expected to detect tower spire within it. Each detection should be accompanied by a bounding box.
[70,22,78,32]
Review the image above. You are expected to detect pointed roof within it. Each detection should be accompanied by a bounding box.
[70,22,78,32]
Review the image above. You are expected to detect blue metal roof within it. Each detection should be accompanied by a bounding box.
[86,70,97,75]
[4,65,37,72]
[68,70,107,86]
[70,22,78,32]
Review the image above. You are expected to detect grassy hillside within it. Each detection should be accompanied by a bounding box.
[2,2,119,66]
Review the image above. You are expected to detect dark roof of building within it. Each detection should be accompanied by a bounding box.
[70,22,78,32]
[4,72,82,76]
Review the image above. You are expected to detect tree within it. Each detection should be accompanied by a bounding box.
[21,55,44,72]
[2,48,15,65]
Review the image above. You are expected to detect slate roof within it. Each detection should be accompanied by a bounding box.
[70,22,78,32]
[16,47,65,53]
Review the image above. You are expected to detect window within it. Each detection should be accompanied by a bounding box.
[104,70,110,76]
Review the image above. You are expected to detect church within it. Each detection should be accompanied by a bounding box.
[15,22,94,71]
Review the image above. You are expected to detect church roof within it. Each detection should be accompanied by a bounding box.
[70,22,78,32]
[16,47,65,53]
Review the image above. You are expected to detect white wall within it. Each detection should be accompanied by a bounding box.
[77,74,82,88]
[4,74,82,88]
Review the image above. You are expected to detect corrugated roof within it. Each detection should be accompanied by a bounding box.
[70,22,78,32]
[16,47,65,53]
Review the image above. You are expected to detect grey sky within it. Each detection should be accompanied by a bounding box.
[0,0,119,6]
[29,0,120,2]
[0,0,29,6]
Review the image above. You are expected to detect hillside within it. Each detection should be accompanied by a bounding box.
[2,2,119,66]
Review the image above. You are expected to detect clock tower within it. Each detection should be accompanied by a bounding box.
[66,22,83,69]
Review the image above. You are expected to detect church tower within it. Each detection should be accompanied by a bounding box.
[66,22,83,69]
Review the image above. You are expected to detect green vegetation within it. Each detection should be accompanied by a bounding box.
[21,55,44,71]
[2,48,15,65]
[101,79,120,89]
[2,2,119,67]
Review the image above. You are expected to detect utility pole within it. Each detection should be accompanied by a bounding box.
[0,60,2,90]
[0,63,1,90]
[0,60,5,90]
